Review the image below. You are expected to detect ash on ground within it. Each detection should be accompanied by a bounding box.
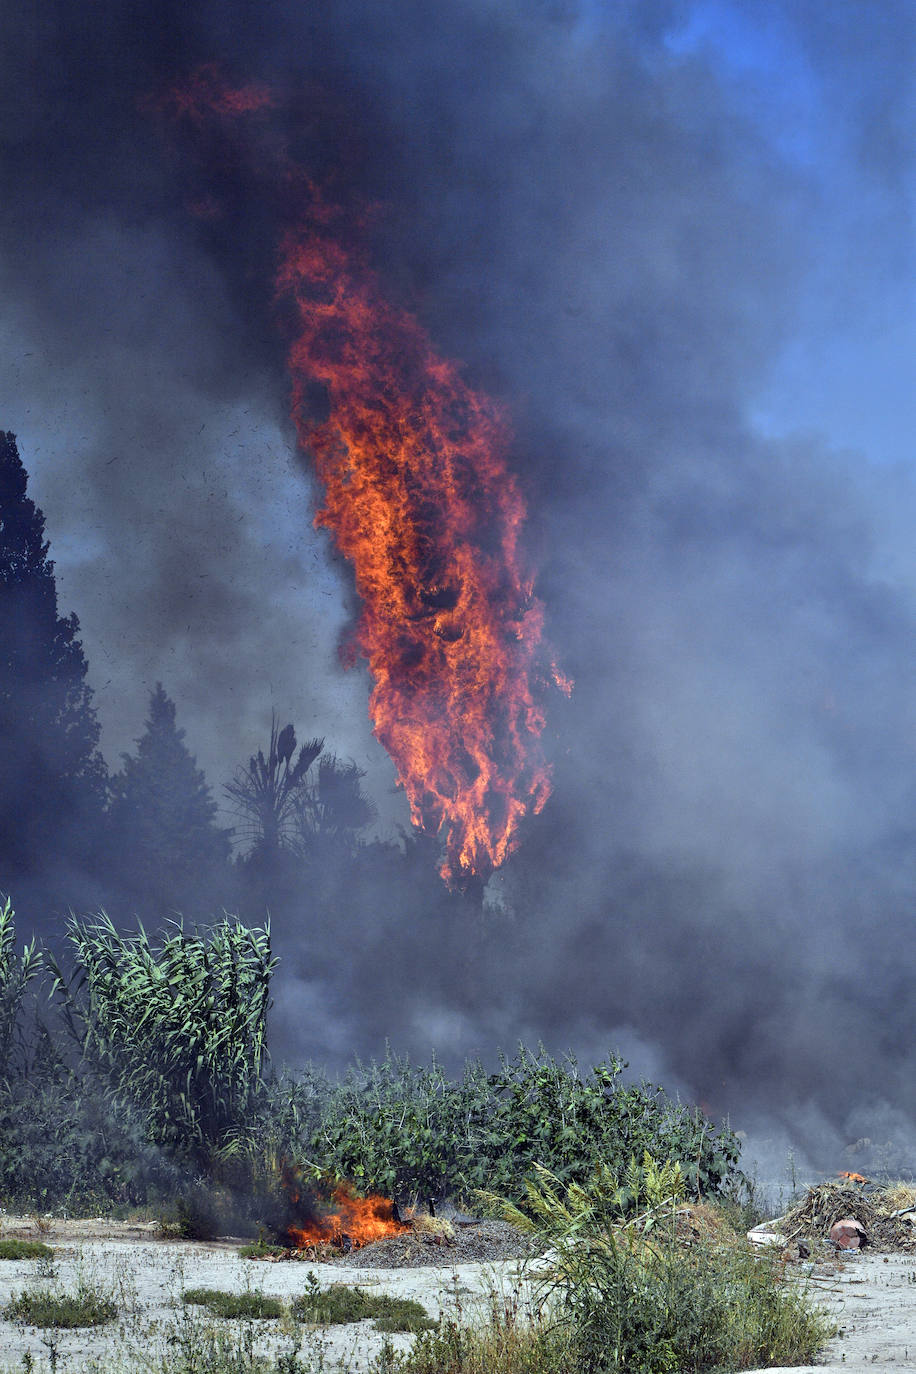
[330,1218,540,1269]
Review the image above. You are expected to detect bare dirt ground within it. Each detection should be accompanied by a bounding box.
[0,1215,536,1371]
[746,1249,916,1373]
[1,1217,915,1371]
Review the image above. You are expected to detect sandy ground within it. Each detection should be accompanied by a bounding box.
[0,1216,536,1371]
[746,1249,916,1373]
[0,1217,915,1370]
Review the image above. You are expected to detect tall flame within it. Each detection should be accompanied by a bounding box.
[278,212,553,882]
[155,67,562,883]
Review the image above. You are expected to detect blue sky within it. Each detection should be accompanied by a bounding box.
[563,1,916,468]
[667,1,916,467]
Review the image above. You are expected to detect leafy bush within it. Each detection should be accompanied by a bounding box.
[183,1289,284,1320]
[0,1073,187,1212]
[231,1066,327,1196]
[0,1239,53,1260]
[49,912,276,1167]
[310,1050,484,1205]
[482,1156,832,1374]
[310,1045,743,1210]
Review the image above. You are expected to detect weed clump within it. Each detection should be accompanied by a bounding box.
[292,1273,434,1331]
[390,1311,573,1374]
[466,1154,833,1374]
[0,1239,53,1260]
[182,1288,284,1320]
[5,1281,117,1327]
[237,1240,291,1261]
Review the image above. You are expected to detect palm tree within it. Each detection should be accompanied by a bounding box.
[224,717,324,863]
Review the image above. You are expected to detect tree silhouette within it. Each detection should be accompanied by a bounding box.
[228,718,379,934]
[0,431,106,878]
[224,717,324,865]
[295,753,377,852]
[226,719,376,871]
[108,683,231,917]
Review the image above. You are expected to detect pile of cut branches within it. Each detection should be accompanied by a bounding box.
[783,1180,916,1252]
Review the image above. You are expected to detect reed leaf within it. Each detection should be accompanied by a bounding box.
[48,912,277,1167]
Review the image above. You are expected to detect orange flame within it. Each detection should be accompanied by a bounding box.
[154,69,562,882]
[286,1179,407,1251]
[278,207,554,882]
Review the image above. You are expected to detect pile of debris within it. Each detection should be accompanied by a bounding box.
[674,1202,737,1248]
[245,1212,539,1269]
[749,1178,916,1258]
[334,1215,539,1269]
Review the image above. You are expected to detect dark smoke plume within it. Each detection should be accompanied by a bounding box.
[4,1,916,1174]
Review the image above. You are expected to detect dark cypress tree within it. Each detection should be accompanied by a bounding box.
[108,684,232,917]
[0,431,106,879]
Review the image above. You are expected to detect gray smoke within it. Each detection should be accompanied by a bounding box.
[3,0,916,1169]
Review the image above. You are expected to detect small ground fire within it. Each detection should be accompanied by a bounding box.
[281,1174,407,1253]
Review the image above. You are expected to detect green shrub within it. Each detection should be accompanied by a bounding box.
[310,1045,743,1210]
[5,1280,117,1327]
[49,913,277,1169]
[0,1239,53,1260]
[182,1288,284,1320]
[291,1274,434,1332]
[483,1156,833,1374]
[0,1073,188,1213]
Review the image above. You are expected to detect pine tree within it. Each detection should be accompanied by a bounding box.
[108,683,232,916]
[0,431,106,876]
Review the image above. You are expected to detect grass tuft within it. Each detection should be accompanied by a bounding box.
[5,1281,117,1327]
[292,1277,434,1332]
[0,1239,53,1261]
[382,1312,574,1374]
[181,1287,284,1320]
[237,1240,290,1260]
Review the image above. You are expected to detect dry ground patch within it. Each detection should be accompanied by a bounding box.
[0,1218,534,1372]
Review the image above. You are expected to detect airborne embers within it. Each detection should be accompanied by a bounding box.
[159,67,565,884]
